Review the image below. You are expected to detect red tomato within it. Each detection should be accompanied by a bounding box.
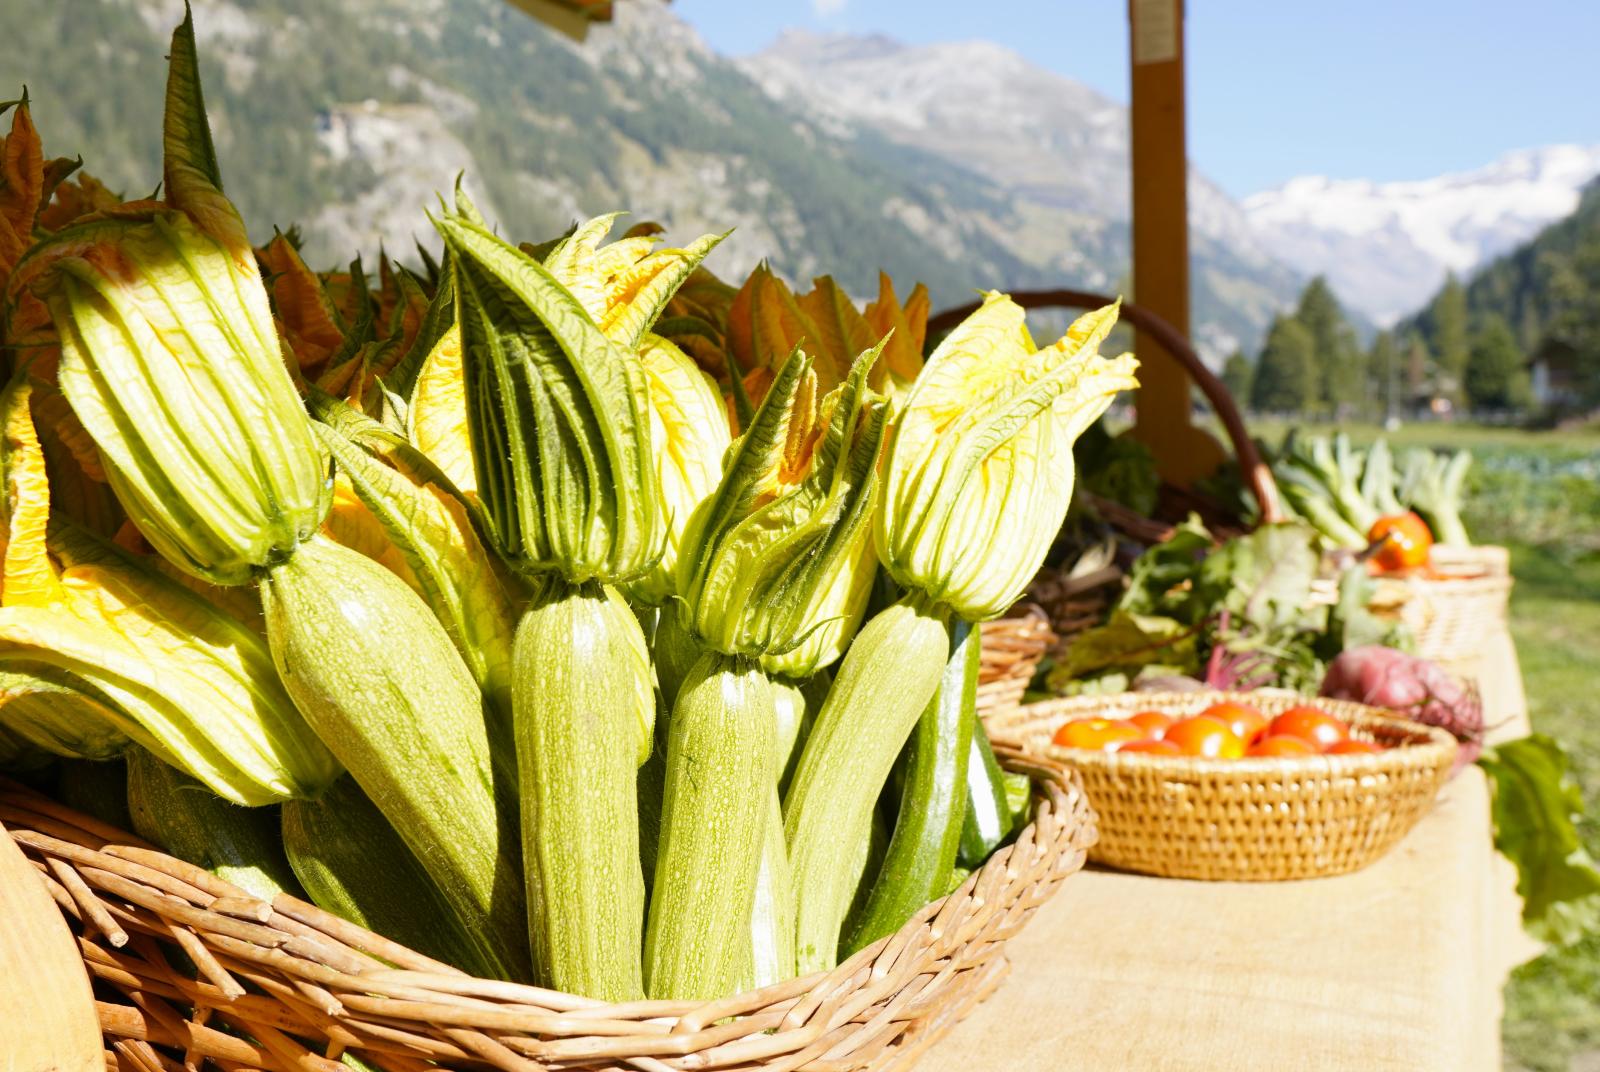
[1128,711,1175,739]
[1201,701,1268,746]
[1118,738,1183,755]
[1163,716,1246,759]
[1368,512,1433,572]
[1247,735,1318,757]
[1326,738,1383,755]
[1052,718,1146,752]
[1268,707,1351,751]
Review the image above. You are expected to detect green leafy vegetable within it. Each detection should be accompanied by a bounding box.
[1478,735,1600,947]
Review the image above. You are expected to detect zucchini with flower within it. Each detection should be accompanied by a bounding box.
[653,340,889,998]
[785,293,1138,972]
[436,199,721,1001]
[5,13,526,981]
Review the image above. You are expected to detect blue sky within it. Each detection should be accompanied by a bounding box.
[674,0,1600,199]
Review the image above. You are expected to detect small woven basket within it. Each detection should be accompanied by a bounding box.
[1,746,1095,1072]
[989,691,1456,882]
[1402,545,1513,670]
[974,605,1055,717]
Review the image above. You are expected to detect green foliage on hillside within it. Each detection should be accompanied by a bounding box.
[1407,182,1600,412]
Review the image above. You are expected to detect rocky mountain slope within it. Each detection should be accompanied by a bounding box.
[12,0,1301,359]
[744,30,1303,360]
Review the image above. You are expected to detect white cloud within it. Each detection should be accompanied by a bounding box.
[811,0,847,15]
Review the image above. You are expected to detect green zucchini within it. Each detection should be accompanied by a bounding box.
[784,596,951,974]
[652,608,703,711]
[53,759,133,832]
[636,686,670,893]
[740,788,794,990]
[516,581,652,1001]
[260,533,527,980]
[282,777,500,977]
[645,651,777,999]
[958,717,1015,869]
[843,619,977,954]
[126,748,300,901]
[771,671,828,794]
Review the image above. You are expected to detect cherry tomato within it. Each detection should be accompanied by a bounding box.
[1128,711,1175,739]
[1247,735,1318,757]
[1201,701,1268,746]
[1052,718,1146,752]
[1118,738,1183,755]
[1268,707,1351,751]
[1368,512,1433,572]
[1163,716,1246,758]
[1326,738,1383,755]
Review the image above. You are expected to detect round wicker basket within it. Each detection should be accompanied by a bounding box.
[989,691,1456,882]
[0,745,1095,1072]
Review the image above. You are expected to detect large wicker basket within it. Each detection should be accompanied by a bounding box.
[1,745,1094,1072]
[989,691,1456,882]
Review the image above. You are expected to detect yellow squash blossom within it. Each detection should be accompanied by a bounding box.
[0,378,339,804]
[877,293,1140,620]
[624,334,731,606]
[676,340,888,675]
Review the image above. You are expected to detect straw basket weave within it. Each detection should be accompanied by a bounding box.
[0,746,1095,1072]
[988,691,1456,882]
[1404,546,1513,671]
[974,605,1055,717]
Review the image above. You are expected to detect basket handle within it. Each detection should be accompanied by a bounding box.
[927,289,1283,523]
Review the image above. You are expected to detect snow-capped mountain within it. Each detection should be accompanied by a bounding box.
[1245,145,1600,326]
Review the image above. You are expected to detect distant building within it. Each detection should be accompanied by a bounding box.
[1528,337,1583,410]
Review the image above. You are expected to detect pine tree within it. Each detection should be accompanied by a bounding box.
[1404,332,1432,405]
[1250,316,1317,414]
[1464,314,1532,412]
[1368,330,1400,421]
[1221,350,1253,406]
[1295,277,1362,413]
[1434,273,1470,400]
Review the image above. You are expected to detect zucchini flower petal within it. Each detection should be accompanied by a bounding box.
[877,294,1139,620]
[624,334,731,606]
[676,340,888,674]
[0,378,339,803]
[436,202,663,585]
[310,393,519,718]
[9,20,327,585]
[408,322,477,496]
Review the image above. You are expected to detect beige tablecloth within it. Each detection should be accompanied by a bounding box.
[921,629,1535,1071]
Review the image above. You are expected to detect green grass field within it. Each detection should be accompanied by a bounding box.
[1305,422,1600,1071]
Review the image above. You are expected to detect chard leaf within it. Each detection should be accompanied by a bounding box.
[1479,735,1600,947]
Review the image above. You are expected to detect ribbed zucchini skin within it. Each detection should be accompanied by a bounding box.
[741,787,794,990]
[516,582,651,1001]
[645,652,777,1000]
[784,597,950,974]
[259,534,527,980]
[957,718,1015,870]
[842,619,976,954]
[125,748,300,901]
[282,777,503,978]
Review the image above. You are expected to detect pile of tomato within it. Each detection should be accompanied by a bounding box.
[1049,700,1386,758]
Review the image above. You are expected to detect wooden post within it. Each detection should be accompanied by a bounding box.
[1126,0,1225,485]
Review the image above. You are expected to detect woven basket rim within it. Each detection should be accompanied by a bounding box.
[1,747,1096,1072]
[1006,690,1458,778]
[989,689,1457,882]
